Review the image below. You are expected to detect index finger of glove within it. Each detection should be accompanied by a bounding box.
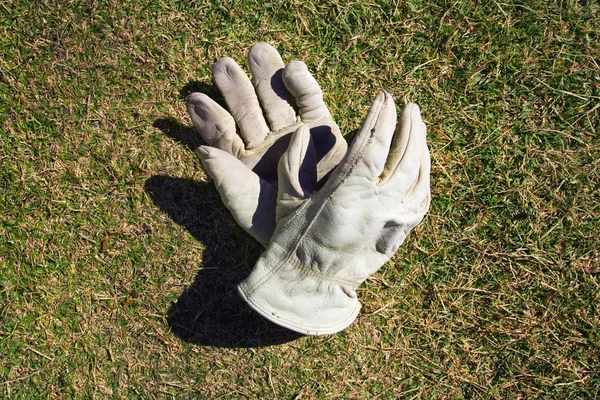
[212,57,270,147]
[186,92,245,157]
[248,42,298,131]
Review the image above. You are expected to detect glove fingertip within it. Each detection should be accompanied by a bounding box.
[195,145,210,159]
[185,92,210,119]
[344,91,396,181]
[292,124,311,147]
[196,146,231,172]
[248,42,281,69]
[212,56,238,77]
[283,60,309,77]
[185,91,205,104]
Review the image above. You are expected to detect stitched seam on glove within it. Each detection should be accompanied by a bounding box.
[243,116,339,152]
[237,287,361,335]
[241,124,299,152]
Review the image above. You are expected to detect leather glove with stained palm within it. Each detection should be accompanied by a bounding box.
[187,42,347,246]
[237,92,431,335]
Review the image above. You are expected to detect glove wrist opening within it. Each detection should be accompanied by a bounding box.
[238,251,361,336]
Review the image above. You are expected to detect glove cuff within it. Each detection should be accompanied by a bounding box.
[238,246,361,335]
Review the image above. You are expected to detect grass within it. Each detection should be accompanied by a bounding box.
[1,0,599,398]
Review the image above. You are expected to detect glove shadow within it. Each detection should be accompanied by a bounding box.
[152,117,205,152]
[179,80,223,104]
[144,175,303,348]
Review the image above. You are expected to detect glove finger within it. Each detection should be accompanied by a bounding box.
[311,124,347,183]
[248,42,298,131]
[186,92,244,157]
[282,61,331,124]
[375,131,430,257]
[413,150,432,213]
[212,57,270,147]
[382,104,430,198]
[341,92,397,182]
[277,125,316,219]
[403,142,431,215]
[281,60,346,181]
[197,145,277,246]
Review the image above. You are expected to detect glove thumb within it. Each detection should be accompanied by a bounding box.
[276,125,317,220]
[197,145,277,246]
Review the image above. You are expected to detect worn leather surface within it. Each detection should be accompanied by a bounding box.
[187,42,347,246]
[237,92,431,335]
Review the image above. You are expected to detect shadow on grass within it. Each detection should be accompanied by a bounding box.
[152,117,203,152]
[147,110,302,348]
[178,80,223,103]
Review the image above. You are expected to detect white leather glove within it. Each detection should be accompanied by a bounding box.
[187,42,347,246]
[237,92,431,335]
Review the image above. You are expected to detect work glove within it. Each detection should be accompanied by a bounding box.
[237,92,431,335]
[187,42,347,246]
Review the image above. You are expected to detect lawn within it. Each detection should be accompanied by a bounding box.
[1,0,599,398]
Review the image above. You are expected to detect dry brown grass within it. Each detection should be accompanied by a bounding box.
[1,0,599,398]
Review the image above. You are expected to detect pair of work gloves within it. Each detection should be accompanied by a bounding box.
[186,43,431,335]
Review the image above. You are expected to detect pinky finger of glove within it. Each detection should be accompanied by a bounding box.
[186,93,245,157]
[196,145,277,246]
